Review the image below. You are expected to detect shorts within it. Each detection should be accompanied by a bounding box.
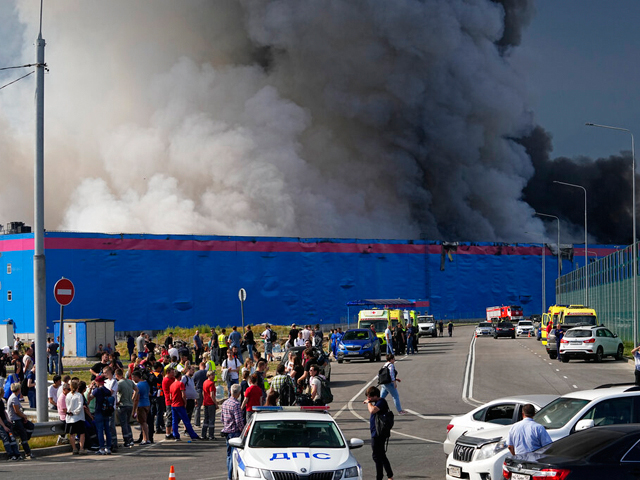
[265,343,273,355]
[164,405,173,429]
[65,421,86,435]
[137,406,150,424]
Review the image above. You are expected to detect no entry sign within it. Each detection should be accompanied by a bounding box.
[54,278,75,306]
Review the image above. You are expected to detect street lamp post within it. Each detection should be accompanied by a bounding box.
[553,181,588,306]
[535,212,561,281]
[586,122,637,347]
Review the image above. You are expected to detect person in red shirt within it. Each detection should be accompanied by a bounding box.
[162,368,176,439]
[241,373,263,422]
[201,371,218,440]
[168,371,200,441]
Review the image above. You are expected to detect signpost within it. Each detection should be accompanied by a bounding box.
[54,277,75,375]
[238,288,247,331]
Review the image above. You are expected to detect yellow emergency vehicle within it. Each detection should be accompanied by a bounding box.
[358,309,390,347]
[541,305,568,346]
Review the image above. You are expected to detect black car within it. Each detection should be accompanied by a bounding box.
[503,424,640,480]
[278,345,331,382]
[493,322,515,339]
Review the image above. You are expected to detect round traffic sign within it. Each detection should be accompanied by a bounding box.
[54,278,75,306]
[238,288,247,302]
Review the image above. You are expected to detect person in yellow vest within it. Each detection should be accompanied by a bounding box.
[203,352,217,381]
[218,329,229,361]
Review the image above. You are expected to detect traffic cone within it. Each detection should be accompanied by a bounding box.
[168,466,176,480]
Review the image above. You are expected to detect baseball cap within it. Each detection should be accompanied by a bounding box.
[95,375,106,384]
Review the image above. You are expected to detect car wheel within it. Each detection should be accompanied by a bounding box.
[561,354,569,363]
[376,352,381,362]
[493,335,497,339]
[616,345,624,361]
[549,351,557,360]
[595,347,603,363]
[337,358,343,364]
[369,354,375,362]
[432,331,437,338]
[511,335,515,339]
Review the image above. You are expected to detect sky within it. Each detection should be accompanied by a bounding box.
[516,0,640,160]
[0,1,638,245]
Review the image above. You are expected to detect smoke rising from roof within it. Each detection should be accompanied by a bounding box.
[0,1,623,244]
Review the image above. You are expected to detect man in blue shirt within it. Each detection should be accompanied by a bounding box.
[228,326,243,363]
[506,404,552,455]
[364,385,394,480]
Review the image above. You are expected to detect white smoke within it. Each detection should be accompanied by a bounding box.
[0,0,543,241]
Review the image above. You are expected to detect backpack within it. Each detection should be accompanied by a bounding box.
[377,365,392,385]
[101,393,115,416]
[318,376,333,405]
[269,329,278,343]
[316,351,327,366]
[375,408,395,438]
[278,376,297,407]
[3,374,18,399]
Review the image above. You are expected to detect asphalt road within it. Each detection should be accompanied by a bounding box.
[3,326,634,479]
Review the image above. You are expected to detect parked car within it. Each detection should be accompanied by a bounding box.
[279,345,331,382]
[493,322,515,339]
[443,394,558,455]
[503,424,640,480]
[475,322,494,336]
[336,328,381,363]
[445,385,640,480]
[559,325,624,363]
[417,315,438,337]
[515,320,534,337]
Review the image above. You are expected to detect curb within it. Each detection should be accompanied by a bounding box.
[2,444,72,460]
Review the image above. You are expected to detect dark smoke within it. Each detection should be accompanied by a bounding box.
[521,127,635,245]
[492,0,536,48]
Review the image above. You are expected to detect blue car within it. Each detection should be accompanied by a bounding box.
[337,329,381,363]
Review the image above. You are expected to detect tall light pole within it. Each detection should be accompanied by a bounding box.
[535,212,561,280]
[586,122,637,347]
[553,181,588,306]
[34,0,48,423]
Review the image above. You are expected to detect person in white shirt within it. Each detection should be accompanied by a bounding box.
[102,366,120,451]
[65,379,88,454]
[168,345,179,361]
[261,325,274,362]
[301,326,312,342]
[48,375,61,410]
[384,327,394,355]
[294,331,306,347]
[23,347,34,373]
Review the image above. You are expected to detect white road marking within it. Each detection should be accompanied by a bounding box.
[462,335,483,407]
[573,385,578,389]
[333,404,348,418]
[555,369,560,372]
[346,356,442,444]
[405,409,453,420]
[563,376,568,379]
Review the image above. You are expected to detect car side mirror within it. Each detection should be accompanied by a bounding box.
[228,437,244,448]
[349,438,364,449]
[574,419,595,432]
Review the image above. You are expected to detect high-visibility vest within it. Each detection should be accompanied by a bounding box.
[206,360,218,381]
[218,334,227,346]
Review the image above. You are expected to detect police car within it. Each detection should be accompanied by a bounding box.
[229,406,364,480]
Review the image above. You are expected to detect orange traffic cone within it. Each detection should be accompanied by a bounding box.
[168,466,176,480]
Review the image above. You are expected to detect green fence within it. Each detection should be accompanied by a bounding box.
[557,244,637,344]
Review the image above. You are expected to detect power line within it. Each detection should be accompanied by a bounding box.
[0,63,40,71]
[0,71,34,90]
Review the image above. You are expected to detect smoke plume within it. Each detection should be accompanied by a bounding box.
[0,0,591,242]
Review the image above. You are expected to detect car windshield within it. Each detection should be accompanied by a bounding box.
[359,320,387,332]
[564,330,592,338]
[478,323,492,328]
[563,315,597,326]
[249,420,345,448]
[343,331,369,341]
[498,323,513,328]
[535,397,590,430]
[518,321,533,326]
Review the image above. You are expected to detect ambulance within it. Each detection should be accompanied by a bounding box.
[357,309,390,347]
[541,305,569,346]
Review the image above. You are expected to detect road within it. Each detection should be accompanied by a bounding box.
[3,326,634,479]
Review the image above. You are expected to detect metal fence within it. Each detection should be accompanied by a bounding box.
[557,243,636,343]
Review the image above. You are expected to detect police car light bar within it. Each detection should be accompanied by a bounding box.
[253,406,331,412]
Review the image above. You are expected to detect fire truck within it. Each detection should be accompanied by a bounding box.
[485,305,524,323]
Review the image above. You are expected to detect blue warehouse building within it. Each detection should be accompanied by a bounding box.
[0,231,618,334]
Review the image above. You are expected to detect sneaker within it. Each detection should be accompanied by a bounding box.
[165,434,174,440]
[24,454,34,460]
[56,436,69,445]
[80,450,89,455]
[140,440,151,445]
[398,410,409,415]
[9,455,19,461]
[134,437,143,444]
[174,437,181,442]
[190,436,202,441]
[96,449,106,455]
[105,449,112,455]
[73,449,80,455]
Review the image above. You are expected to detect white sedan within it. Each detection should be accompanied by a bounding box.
[443,394,558,455]
[229,406,364,480]
[515,320,535,336]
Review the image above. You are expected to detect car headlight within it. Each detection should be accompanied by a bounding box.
[339,343,345,349]
[332,470,344,480]
[363,343,372,349]
[244,466,261,477]
[475,440,507,460]
[344,466,360,478]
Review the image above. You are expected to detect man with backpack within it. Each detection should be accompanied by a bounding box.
[308,364,332,406]
[261,325,276,362]
[378,354,408,415]
[270,364,296,406]
[364,385,394,480]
